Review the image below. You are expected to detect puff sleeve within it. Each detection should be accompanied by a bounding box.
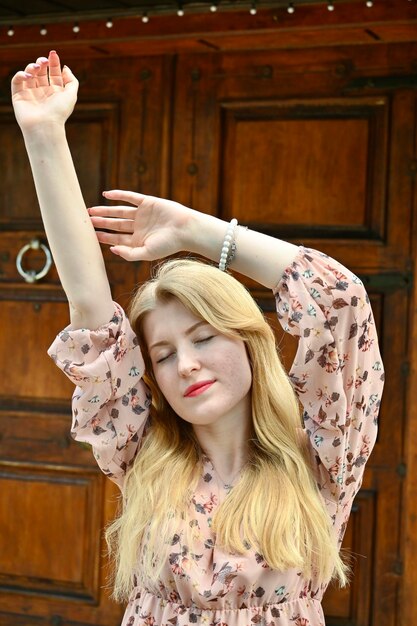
[48,303,151,490]
[274,246,384,521]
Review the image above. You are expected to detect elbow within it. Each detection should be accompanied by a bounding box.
[69,299,115,330]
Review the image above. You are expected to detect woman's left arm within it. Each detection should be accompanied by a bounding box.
[88,190,300,288]
[273,246,385,513]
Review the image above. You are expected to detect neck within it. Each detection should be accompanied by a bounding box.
[193,415,253,483]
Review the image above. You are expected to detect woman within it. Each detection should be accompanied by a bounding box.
[12,51,384,626]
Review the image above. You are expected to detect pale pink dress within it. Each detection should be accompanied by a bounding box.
[48,246,385,626]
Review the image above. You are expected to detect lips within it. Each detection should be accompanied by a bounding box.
[184,380,216,397]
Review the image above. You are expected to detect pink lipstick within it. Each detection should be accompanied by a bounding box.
[184,380,215,397]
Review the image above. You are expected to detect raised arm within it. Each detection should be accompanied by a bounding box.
[11,51,114,329]
[87,190,300,289]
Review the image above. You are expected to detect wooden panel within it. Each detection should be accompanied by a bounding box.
[0,103,119,229]
[220,97,388,241]
[0,409,94,467]
[402,88,417,626]
[323,490,376,624]
[0,300,76,399]
[172,46,415,272]
[224,117,368,226]
[0,114,37,223]
[0,465,102,599]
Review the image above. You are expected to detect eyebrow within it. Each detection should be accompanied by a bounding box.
[148,320,209,352]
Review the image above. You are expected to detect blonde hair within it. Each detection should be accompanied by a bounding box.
[105,258,348,601]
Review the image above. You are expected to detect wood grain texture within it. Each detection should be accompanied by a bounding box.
[0,5,415,624]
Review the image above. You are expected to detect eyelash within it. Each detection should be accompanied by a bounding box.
[155,336,214,364]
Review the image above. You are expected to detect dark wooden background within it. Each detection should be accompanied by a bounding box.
[0,2,416,625]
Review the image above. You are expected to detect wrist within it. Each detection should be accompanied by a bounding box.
[22,122,67,148]
[185,211,228,262]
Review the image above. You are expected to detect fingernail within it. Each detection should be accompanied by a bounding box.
[102,191,108,196]
[24,73,33,78]
[33,63,41,68]
[110,247,119,256]
[50,50,57,54]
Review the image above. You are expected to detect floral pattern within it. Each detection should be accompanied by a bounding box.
[48,246,385,625]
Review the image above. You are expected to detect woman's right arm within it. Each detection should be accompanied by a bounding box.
[48,303,151,489]
[12,53,149,487]
[12,51,114,329]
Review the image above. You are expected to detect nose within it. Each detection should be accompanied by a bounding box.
[177,348,201,377]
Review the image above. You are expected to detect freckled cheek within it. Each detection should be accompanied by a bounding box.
[213,350,252,391]
[153,371,175,401]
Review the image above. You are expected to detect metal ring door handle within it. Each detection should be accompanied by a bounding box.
[16,239,52,283]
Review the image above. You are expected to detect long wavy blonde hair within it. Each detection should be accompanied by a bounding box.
[105,258,348,601]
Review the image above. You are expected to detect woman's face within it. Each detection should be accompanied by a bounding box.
[142,298,252,430]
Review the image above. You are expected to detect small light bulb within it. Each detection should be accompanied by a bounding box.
[106,19,113,28]
[327,1,335,10]
[366,0,373,5]
[73,23,80,33]
[7,26,14,36]
[40,25,47,35]
[250,7,257,15]
[142,13,149,23]
[210,3,217,11]
[177,8,184,16]
[287,3,295,13]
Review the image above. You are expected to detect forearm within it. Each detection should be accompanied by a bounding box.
[23,124,114,329]
[187,212,299,289]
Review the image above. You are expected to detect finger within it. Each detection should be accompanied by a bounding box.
[11,71,34,95]
[62,65,79,94]
[90,216,134,233]
[35,56,49,86]
[48,50,63,87]
[88,206,137,219]
[24,62,41,88]
[102,189,146,206]
[95,231,132,246]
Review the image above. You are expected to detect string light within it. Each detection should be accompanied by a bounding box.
[3,0,383,36]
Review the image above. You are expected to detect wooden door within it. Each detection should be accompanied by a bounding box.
[170,43,415,626]
[0,40,414,626]
[0,55,171,625]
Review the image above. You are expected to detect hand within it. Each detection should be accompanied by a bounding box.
[11,50,78,133]
[88,190,198,262]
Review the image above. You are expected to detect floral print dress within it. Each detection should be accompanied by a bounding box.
[48,246,385,626]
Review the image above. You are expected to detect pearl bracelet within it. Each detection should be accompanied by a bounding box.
[219,218,238,271]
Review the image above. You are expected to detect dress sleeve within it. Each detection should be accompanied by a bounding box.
[273,246,384,512]
[47,302,151,490]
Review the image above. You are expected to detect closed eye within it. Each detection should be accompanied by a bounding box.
[156,352,174,364]
[156,336,214,363]
[195,336,214,344]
